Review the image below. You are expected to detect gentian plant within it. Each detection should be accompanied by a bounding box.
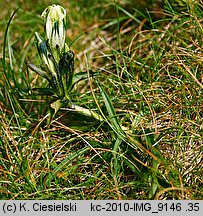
[26,4,102,123]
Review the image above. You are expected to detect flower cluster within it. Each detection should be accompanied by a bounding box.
[27,4,103,122]
[27,4,75,113]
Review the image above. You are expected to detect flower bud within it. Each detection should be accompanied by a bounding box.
[35,32,57,78]
[41,4,67,63]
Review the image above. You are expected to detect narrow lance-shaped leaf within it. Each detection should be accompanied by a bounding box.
[59,50,74,95]
[44,146,90,186]
[35,32,57,78]
[31,88,55,96]
[97,82,123,135]
[35,32,64,97]
[26,61,50,81]
[71,70,100,90]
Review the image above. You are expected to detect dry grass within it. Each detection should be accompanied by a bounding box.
[0,0,202,199]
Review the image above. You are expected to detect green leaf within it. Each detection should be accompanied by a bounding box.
[73,104,103,122]
[2,8,19,88]
[59,50,74,94]
[50,99,62,115]
[143,129,162,199]
[31,88,55,96]
[44,146,90,186]
[97,82,123,135]
[111,137,122,186]
[97,83,125,189]
[116,4,141,24]
[71,70,100,89]
[26,61,50,81]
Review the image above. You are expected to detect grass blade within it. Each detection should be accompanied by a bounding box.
[97,82,123,135]
[44,146,90,186]
[2,8,19,88]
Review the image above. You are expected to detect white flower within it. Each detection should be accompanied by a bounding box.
[41,4,67,63]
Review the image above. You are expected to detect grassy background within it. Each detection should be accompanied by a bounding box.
[0,0,202,199]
